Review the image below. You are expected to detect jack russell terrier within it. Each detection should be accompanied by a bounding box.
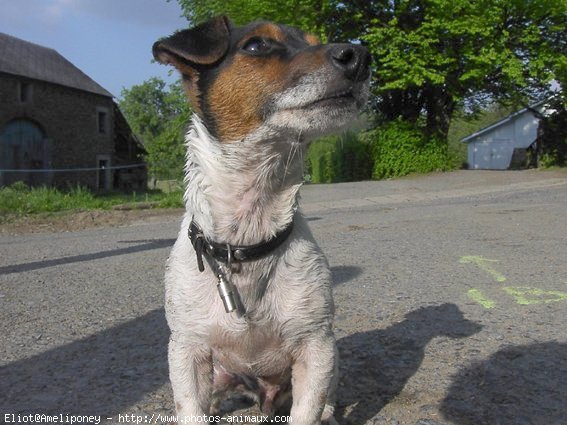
[153,16,370,424]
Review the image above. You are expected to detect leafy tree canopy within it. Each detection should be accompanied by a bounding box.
[175,0,336,41]
[351,0,566,136]
[119,77,191,179]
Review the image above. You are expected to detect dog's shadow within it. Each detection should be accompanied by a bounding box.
[335,303,482,424]
[440,341,567,424]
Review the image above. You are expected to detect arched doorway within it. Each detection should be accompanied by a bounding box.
[0,119,50,186]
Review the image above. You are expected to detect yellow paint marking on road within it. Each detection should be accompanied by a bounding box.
[502,287,567,305]
[467,288,497,309]
[459,255,507,283]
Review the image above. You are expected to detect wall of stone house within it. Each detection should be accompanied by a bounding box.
[0,72,115,189]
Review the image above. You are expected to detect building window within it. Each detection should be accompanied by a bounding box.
[96,107,109,135]
[98,111,107,134]
[18,82,32,103]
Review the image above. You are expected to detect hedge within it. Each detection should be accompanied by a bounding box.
[306,121,457,183]
[306,132,373,183]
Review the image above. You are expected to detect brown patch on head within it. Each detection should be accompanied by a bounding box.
[287,46,328,80]
[192,24,288,132]
[207,24,332,142]
[239,23,287,45]
[181,77,203,115]
[175,401,183,412]
[304,33,321,46]
[208,54,288,141]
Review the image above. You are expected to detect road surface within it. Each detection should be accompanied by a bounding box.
[1,170,566,424]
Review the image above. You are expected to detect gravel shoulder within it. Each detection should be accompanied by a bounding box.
[0,208,184,235]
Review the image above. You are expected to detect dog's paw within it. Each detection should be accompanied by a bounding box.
[321,404,339,425]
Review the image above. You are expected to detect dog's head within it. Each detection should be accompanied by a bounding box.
[153,16,370,143]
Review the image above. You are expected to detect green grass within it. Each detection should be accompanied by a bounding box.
[0,181,183,217]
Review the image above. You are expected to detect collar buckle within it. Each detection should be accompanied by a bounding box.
[188,218,294,271]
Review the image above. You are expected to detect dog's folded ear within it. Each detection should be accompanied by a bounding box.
[153,15,232,72]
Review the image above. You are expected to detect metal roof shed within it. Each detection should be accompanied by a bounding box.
[461,101,549,170]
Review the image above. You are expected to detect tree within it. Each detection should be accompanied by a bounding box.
[535,94,567,167]
[119,78,191,179]
[343,0,566,138]
[175,0,566,141]
[175,0,337,41]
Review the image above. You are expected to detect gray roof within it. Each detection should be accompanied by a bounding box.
[0,32,112,98]
[461,99,547,143]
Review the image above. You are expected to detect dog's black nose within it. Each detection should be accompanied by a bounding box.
[329,44,371,82]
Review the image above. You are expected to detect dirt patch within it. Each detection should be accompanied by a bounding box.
[0,208,184,235]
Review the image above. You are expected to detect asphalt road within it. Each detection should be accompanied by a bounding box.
[1,170,566,425]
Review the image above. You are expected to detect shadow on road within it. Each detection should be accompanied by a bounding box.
[331,265,363,286]
[0,308,170,416]
[2,302,501,423]
[336,303,482,424]
[440,341,567,425]
[0,239,175,275]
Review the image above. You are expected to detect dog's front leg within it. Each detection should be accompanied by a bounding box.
[169,337,213,420]
[290,335,338,425]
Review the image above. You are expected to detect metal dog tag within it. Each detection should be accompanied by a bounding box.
[217,274,237,313]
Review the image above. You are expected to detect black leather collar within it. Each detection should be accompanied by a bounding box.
[188,218,294,272]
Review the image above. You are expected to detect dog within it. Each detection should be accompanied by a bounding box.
[153,16,370,424]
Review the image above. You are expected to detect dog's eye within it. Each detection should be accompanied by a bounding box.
[242,38,271,54]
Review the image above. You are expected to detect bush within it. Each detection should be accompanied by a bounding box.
[364,120,455,179]
[305,122,458,183]
[307,132,373,183]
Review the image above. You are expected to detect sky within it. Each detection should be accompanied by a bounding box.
[0,0,189,98]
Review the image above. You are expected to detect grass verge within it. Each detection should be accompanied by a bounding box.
[0,182,183,221]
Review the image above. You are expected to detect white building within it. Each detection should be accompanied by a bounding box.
[461,101,551,170]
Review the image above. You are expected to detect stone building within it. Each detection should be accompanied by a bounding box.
[0,32,146,190]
